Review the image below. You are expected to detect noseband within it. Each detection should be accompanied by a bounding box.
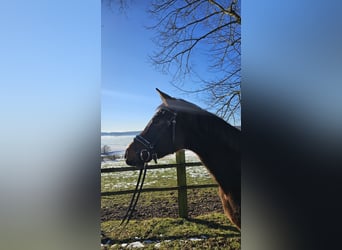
[134,107,177,164]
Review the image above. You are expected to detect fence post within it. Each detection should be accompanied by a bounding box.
[176,150,188,218]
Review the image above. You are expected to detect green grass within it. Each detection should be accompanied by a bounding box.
[101,154,240,249]
[101,212,240,249]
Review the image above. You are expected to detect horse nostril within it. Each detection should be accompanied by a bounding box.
[124,150,128,159]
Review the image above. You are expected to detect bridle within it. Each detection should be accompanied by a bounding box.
[120,107,177,227]
[133,107,177,164]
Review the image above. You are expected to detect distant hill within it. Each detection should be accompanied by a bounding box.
[102,126,239,136]
[101,131,141,136]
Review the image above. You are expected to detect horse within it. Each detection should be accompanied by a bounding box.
[124,88,241,230]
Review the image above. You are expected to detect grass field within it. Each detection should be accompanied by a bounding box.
[101,213,240,249]
[101,153,240,249]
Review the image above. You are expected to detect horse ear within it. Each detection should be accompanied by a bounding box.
[156,88,174,105]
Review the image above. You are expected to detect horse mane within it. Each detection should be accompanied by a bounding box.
[158,100,240,152]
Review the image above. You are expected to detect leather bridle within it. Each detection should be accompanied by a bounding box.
[133,107,177,164]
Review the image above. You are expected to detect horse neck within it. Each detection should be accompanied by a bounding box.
[182,114,240,194]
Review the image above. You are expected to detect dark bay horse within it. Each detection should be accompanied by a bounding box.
[125,89,241,230]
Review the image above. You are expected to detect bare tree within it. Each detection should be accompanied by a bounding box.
[101,145,112,154]
[148,0,241,122]
[104,0,241,122]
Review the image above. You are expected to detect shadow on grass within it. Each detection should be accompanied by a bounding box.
[186,217,240,234]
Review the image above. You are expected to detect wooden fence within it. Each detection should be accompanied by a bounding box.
[101,150,218,218]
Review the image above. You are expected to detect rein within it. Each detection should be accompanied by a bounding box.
[120,107,177,227]
[120,164,147,227]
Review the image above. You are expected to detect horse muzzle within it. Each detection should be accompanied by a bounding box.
[125,147,156,169]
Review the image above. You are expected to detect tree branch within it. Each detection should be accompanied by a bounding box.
[208,0,241,24]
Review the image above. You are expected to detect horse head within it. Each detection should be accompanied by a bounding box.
[125,89,183,168]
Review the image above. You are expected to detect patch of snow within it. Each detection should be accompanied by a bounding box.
[127,241,144,248]
[189,237,203,241]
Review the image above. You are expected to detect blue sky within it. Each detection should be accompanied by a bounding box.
[1,1,100,134]
[102,2,170,131]
[101,2,222,132]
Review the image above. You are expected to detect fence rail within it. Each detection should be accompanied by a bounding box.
[101,150,218,218]
[100,161,202,173]
[101,184,218,196]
